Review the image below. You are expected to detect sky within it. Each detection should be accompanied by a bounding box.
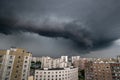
[0,0,120,57]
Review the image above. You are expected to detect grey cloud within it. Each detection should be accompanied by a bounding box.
[0,0,120,56]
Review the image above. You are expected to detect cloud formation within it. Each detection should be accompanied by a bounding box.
[0,0,120,54]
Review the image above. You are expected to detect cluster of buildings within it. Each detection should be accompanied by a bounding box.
[1,47,120,80]
[31,56,87,70]
[32,56,79,80]
[0,48,80,80]
[85,58,120,80]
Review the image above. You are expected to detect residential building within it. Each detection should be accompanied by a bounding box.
[73,58,87,70]
[34,67,78,80]
[0,48,32,80]
[85,58,120,80]
[41,56,68,69]
[71,56,80,63]
[61,56,68,62]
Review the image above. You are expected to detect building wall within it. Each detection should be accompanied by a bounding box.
[34,68,78,80]
[92,63,112,80]
[41,56,68,69]
[0,48,32,80]
[85,59,120,80]
[110,63,120,80]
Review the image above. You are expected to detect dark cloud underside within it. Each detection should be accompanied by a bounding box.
[0,0,120,56]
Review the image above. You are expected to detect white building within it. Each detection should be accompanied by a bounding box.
[31,57,42,62]
[34,67,78,80]
[71,56,80,63]
[41,56,52,68]
[61,56,68,62]
[31,57,37,62]
[41,56,69,69]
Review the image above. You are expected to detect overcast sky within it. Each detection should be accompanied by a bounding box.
[0,0,120,57]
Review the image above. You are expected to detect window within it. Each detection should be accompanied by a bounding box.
[10,56,12,59]
[26,57,28,59]
[0,55,3,58]
[24,65,27,68]
[15,75,17,78]
[24,70,26,72]
[9,61,12,63]
[18,56,21,58]
[7,66,11,69]
[44,72,46,74]
[5,78,8,80]
[16,66,19,68]
[6,72,10,76]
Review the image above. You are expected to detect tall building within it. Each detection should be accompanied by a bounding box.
[85,58,120,80]
[34,67,78,80]
[0,48,32,80]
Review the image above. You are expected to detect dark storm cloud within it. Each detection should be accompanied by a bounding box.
[0,16,93,48]
[0,0,120,51]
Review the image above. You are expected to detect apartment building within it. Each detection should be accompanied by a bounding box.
[85,58,120,80]
[0,48,32,80]
[41,56,68,69]
[71,56,80,63]
[34,67,78,80]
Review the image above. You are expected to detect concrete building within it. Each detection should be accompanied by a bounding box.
[41,56,68,69]
[71,56,80,63]
[61,56,68,62]
[31,57,42,62]
[85,58,120,80]
[0,48,32,80]
[34,67,78,80]
[73,58,87,70]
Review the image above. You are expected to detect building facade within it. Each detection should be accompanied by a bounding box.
[85,58,120,80]
[41,56,68,69]
[0,48,32,80]
[71,56,80,63]
[34,67,78,80]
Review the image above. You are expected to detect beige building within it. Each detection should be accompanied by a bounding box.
[28,76,34,80]
[0,48,32,80]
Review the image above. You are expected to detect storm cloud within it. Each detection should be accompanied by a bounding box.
[0,0,120,56]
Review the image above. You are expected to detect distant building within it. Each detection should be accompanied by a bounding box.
[31,57,37,62]
[0,48,32,80]
[71,56,80,63]
[85,58,120,80]
[34,67,78,80]
[41,56,68,69]
[73,58,87,70]
[61,56,68,62]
